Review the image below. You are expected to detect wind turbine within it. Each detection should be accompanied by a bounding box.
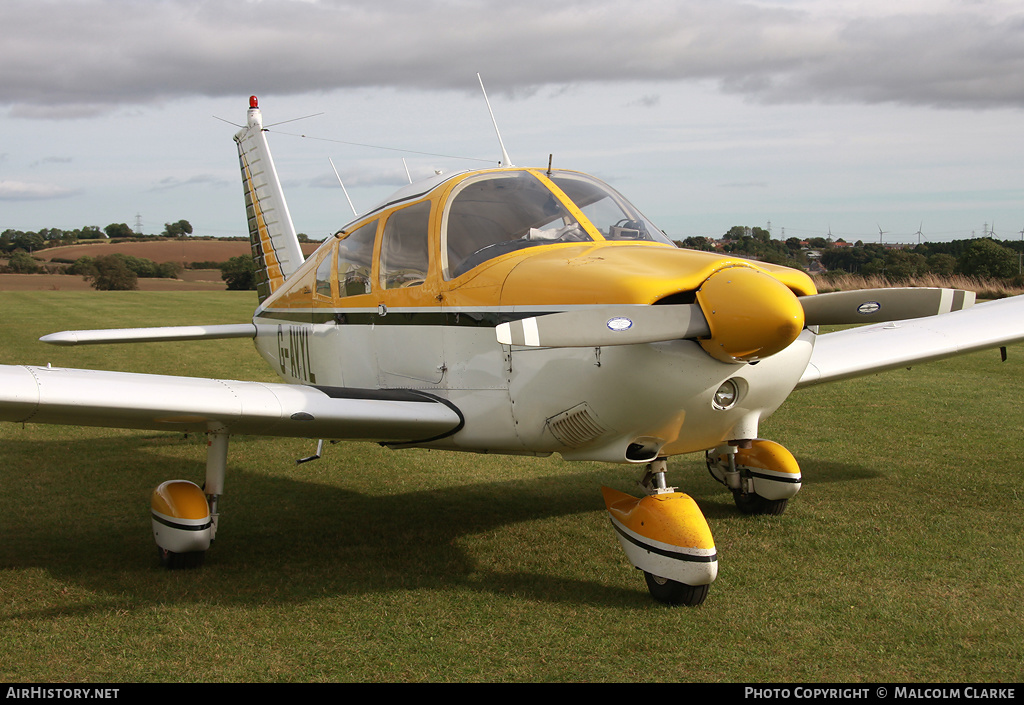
[915,222,924,245]
[877,224,888,245]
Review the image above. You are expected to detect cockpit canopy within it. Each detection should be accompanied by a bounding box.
[443,170,673,279]
[282,168,680,311]
[268,166,815,315]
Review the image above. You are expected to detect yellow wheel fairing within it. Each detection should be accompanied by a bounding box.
[151,480,213,555]
[696,266,806,363]
[734,439,802,478]
[152,480,210,520]
[736,439,803,501]
[601,486,718,586]
[707,439,803,501]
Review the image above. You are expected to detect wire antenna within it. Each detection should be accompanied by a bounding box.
[478,73,513,167]
[213,111,323,129]
[265,112,324,128]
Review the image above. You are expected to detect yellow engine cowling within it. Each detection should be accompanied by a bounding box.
[601,486,718,587]
[151,480,213,555]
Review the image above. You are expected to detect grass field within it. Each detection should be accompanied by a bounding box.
[1,291,1022,682]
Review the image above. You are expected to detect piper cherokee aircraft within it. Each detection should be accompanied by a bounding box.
[3,96,1024,606]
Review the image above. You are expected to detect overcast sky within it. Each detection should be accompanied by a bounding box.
[2,0,1022,243]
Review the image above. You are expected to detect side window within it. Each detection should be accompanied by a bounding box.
[336,220,377,297]
[551,174,675,245]
[315,247,334,298]
[380,201,431,289]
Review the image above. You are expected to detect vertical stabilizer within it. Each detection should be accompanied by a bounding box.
[234,96,304,302]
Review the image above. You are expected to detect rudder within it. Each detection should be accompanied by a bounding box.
[234,96,304,302]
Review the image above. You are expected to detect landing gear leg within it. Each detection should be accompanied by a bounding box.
[203,425,228,544]
[639,457,671,494]
[150,425,228,569]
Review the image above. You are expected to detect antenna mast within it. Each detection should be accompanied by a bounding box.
[328,158,358,218]
[477,73,513,167]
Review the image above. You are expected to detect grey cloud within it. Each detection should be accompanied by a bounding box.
[743,12,1024,109]
[626,95,661,108]
[2,0,1023,113]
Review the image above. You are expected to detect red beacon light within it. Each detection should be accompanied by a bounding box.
[249,96,259,109]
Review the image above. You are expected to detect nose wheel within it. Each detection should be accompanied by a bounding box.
[602,460,718,606]
[644,572,710,607]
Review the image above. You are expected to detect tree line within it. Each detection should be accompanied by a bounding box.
[677,227,1024,283]
[6,253,185,290]
[3,251,264,291]
[0,220,195,253]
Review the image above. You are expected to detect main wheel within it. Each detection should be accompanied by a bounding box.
[643,572,709,606]
[733,491,788,516]
[158,547,206,570]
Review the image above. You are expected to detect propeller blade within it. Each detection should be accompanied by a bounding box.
[495,286,977,347]
[496,305,710,348]
[800,287,975,326]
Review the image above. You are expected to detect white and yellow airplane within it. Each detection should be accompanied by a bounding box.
[3,96,1023,606]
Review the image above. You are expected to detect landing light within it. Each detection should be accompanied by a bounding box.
[713,380,738,410]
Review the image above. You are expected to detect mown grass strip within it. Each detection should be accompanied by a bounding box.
[1,291,1021,682]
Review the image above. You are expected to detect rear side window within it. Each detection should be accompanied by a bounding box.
[380,201,431,289]
[336,220,377,297]
[315,250,334,297]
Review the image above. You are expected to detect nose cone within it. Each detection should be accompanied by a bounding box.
[696,266,805,363]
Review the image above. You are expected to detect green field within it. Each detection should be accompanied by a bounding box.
[1,291,1022,682]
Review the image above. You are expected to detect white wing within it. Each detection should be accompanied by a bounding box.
[798,295,1024,388]
[0,364,462,443]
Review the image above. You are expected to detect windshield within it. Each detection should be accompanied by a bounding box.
[444,171,592,279]
[550,173,674,246]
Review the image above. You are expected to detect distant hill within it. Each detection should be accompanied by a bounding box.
[40,239,322,264]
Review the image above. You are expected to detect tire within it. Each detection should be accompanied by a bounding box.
[733,491,788,516]
[643,572,709,607]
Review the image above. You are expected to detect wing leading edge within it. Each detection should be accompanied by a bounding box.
[798,295,1024,388]
[0,364,462,443]
[39,324,257,346]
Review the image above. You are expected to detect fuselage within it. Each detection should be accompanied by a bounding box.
[251,167,818,463]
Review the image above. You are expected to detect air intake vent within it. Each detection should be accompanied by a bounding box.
[546,403,607,448]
